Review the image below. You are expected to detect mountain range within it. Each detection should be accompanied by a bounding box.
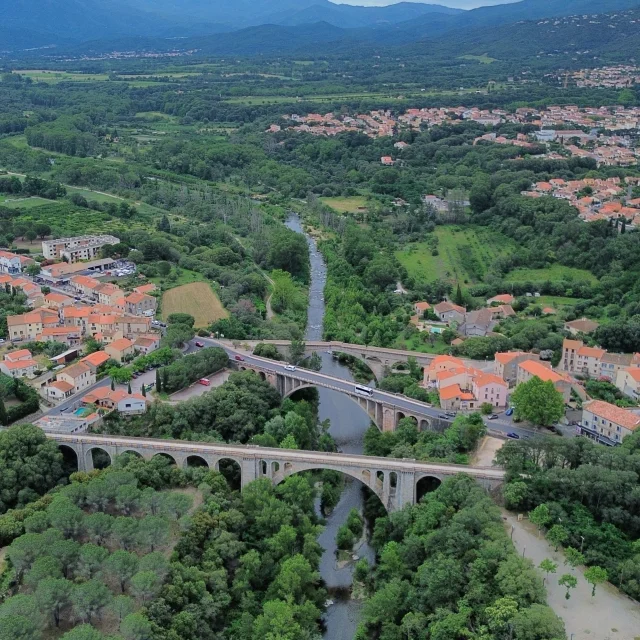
[2,0,640,56]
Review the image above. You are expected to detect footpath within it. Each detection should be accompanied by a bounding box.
[504,510,640,640]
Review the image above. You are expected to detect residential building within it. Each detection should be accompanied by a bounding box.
[600,352,634,381]
[40,259,116,284]
[459,308,496,337]
[494,352,542,387]
[433,301,465,325]
[575,345,606,378]
[56,362,96,394]
[115,315,152,338]
[0,350,38,378]
[105,338,135,363]
[565,318,600,335]
[80,351,111,373]
[42,235,120,262]
[0,250,34,274]
[70,275,102,298]
[561,338,583,372]
[487,294,515,306]
[44,292,75,310]
[7,309,59,341]
[616,367,640,401]
[134,334,160,355]
[413,301,431,316]
[439,384,476,412]
[580,399,640,445]
[134,283,157,295]
[82,388,148,415]
[516,360,572,402]
[125,292,157,316]
[424,355,466,384]
[46,380,75,404]
[35,326,82,346]
[472,374,509,409]
[95,283,125,307]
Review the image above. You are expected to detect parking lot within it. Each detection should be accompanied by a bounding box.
[169,369,231,402]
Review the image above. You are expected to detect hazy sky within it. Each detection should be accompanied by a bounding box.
[335,0,519,8]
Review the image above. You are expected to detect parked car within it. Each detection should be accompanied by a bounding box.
[198,378,211,386]
[234,355,244,361]
[488,414,499,420]
[506,432,520,439]
[445,412,456,418]
[505,407,514,417]
[195,341,204,348]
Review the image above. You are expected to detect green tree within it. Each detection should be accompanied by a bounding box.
[71,580,112,624]
[155,369,162,393]
[136,516,170,553]
[563,547,585,570]
[104,550,139,593]
[510,604,566,640]
[484,596,519,635]
[24,555,63,589]
[130,571,161,603]
[77,544,109,580]
[60,624,104,640]
[35,577,72,628]
[110,595,135,623]
[0,397,7,426]
[529,504,551,534]
[120,612,154,640]
[538,559,557,586]
[511,377,565,426]
[547,524,568,551]
[558,574,577,600]
[584,565,608,597]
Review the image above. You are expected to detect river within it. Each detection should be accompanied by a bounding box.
[285,214,375,639]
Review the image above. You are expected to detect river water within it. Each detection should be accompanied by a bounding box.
[285,214,375,639]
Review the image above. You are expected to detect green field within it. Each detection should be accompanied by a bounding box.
[320,196,368,213]
[0,196,52,209]
[13,70,110,83]
[459,54,498,64]
[65,186,124,204]
[504,265,597,284]
[396,226,516,285]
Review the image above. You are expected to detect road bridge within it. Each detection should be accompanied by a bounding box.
[50,432,504,512]
[218,339,438,379]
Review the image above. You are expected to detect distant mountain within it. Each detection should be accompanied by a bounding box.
[421,7,640,60]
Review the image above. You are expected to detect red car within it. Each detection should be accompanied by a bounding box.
[198,378,211,386]
[195,341,204,348]
[234,355,244,361]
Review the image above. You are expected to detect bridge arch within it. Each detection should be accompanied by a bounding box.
[415,474,443,503]
[283,383,383,431]
[86,447,112,470]
[185,455,209,468]
[272,462,389,513]
[153,452,177,466]
[215,457,242,490]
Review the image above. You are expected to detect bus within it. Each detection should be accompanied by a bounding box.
[354,384,374,397]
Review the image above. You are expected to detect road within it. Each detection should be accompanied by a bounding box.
[47,431,506,479]
[191,338,546,440]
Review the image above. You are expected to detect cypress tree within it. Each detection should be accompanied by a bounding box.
[0,398,7,426]
[156,369,162,393]
[141,385,147,397]
[111,379,115,391]
[127,382,132,395]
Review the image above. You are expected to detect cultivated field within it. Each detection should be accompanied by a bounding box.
[396,226,515,285]
[320,196,368,213]
[162,282,228,328]
[504,265,597,284]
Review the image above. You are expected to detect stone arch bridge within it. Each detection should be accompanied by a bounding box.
[235,358,445,433]
[51,433,504,513]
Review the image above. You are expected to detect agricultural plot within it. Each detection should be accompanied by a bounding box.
[504,265,597,284]
[396,226,515,285]
[162,282,228,328]
[320,196,368,213]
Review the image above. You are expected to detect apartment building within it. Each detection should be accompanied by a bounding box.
[516,360,572,402]
[580,399,640,446]
[7,309,59,341]
[0,250,34,274]
[42,235,120,263]
[55,362,96,394]
[615,367,640,401]
[494,352,542,387]
[0,350,39,378]
[125,292,157,316]
[105,338,135,363]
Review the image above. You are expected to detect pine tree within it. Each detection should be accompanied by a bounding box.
[156,369,162,393]
[0,398,7,426]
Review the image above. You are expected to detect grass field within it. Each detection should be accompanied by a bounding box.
[320,196,368,213]
[504,265,597,284]
[396,226,516,286]
[0,196,52,209]
[459,54,498,64]
[162,282,228,328]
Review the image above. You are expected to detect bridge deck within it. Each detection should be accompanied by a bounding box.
[50,432,505,480]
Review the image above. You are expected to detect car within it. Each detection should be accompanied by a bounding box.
[234,355,244,361]
[505,407,514,417]
[487,414,499,420]
[445,412,456,418]
[284,365,297,371]
[0,339,4,344]
[438,414,450,419]
[195,341,204,348]
[506,432,520,439]
[198,378,211,386]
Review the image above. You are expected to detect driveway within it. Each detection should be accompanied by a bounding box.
[504,510,640,640]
